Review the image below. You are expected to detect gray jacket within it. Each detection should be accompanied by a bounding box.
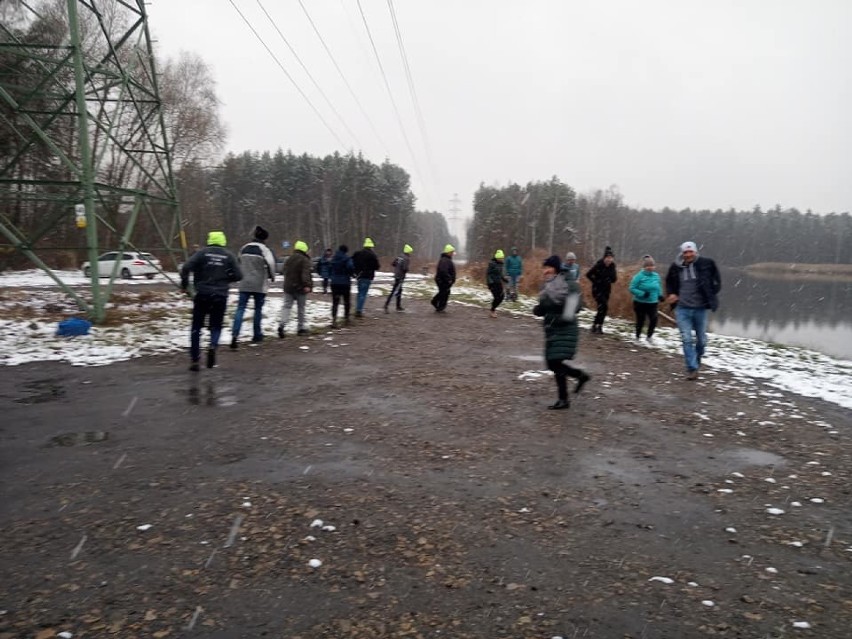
[238,241,276,293]
[392,254,410,280]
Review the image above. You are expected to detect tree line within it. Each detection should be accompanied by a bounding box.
[467,181,851,268]
[178,150,457,260]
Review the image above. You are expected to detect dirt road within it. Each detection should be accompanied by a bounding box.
[1,296,850,638]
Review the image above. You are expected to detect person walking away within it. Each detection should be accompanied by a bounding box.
[180,230,242,371]
[352,237,380,317]
[629,255,662,342]
[533,255,590,410]
[431,244,456,312]
[230,225,275,349]
[318,248,333,294]
[329,245,355,328]
[487,249,508,318]
[278,240,312,337]
[385,243,413,313]
[586,246,617,334]
[561,251,580,281]
[504,247,523,301]
[665,241,721,380]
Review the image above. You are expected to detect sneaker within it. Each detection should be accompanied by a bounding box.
[490,311,497,318]
[547,399,571,410]
[206,349,216,369]
[189,361,200,372]
[297,328,309,336]
[230,337,238,350]
[646,335,654,343]
[277,325,285,339]
[251,335,263,343]
[686,370,699,380]
[575,372,591,394]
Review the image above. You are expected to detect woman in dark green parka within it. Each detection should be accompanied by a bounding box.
[532,255,591,410]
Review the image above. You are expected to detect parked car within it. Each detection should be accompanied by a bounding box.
[81,251,161,279]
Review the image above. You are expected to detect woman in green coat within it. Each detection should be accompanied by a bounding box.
[532,255,591,410]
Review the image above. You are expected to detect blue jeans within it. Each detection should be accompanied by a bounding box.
[675,305,708,372]
[231,291,266,340]
[356,278,372,313]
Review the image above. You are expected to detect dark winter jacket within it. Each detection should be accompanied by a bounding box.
[283,250,313,294]
[533,274,582,361]
[586,259,617,302]
[329,250,355,287]
[237,241,275,294]
[505,254,523,277]
[435,253,456,286]
[665,255,721,311]
[392,254,410,280]
[629,269,662,304]
[486,259,506,286]
[317,254,332,279]
[180,246,242,296]
[352,248,380,280]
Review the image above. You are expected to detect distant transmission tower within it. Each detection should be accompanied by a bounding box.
[448,193,463,250]
[0,0,183,323]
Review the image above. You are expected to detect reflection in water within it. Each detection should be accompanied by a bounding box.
[713,268,852,359]
[186,381,238,407]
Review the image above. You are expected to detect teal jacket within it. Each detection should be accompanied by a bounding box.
[505,254,523,276]
[629,269,662,304]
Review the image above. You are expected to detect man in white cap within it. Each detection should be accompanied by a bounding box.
[665,241,721,380]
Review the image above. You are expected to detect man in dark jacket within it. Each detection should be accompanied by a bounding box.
[329,245,355,328]
[487,249,508,318]
[665,241,721,380]
[180,230,242,371]
[351,237,380,317]
[431,244,456,312]
[585,246,617,334]
[384,243,413,313]
[230,225,275,348]
[278,240,312,337]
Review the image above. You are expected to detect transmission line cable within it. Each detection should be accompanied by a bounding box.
[255,0,362,150]
[355,0,428,193]
[386,0,439,188]
[227,0,349,149]
[296,0,390,157]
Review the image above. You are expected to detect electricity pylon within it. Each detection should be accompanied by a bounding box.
[0,0,183,323]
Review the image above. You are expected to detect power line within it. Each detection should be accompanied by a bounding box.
[354,0,427,192]
[226,0,348,149]
[296,0,390,157]
[255,0,362,150]
[386,0,439,189]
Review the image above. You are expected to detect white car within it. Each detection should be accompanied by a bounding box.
[81,251,162,279]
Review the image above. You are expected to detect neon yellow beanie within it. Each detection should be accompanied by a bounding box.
[403,244,413,254]
[443,244,455,254]
[494,249,505,259]
[207,230,226,247]
[363,237,375,248]
[294,240,308,253]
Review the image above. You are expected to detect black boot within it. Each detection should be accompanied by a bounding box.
[548,399,571,410]
[230,337,238,350]
[575,372,591,394]
[206,348,216,369]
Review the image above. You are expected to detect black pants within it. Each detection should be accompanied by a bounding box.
[593,294,609,326]
[431,282,452,311]
[385,277,404,309]
[190,292,227,362]
[547,359,584,401]
[489,283,505,311]
[331,284,351,321]
[633,301,658,338]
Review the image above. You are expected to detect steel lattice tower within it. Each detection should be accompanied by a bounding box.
[0,0,184,322]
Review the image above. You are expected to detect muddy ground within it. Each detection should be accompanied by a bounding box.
[1,294,850,638]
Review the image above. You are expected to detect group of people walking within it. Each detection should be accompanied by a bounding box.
[180,229,720,407]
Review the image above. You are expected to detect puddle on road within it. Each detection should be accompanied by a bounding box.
[722,448,786,467]
[181,382,239,407]
[15,379,65,404]
[49,431,108,446]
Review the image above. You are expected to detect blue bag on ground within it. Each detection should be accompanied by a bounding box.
[57,317,92,336]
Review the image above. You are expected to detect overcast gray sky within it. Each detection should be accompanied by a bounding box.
[150,0,851,221]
